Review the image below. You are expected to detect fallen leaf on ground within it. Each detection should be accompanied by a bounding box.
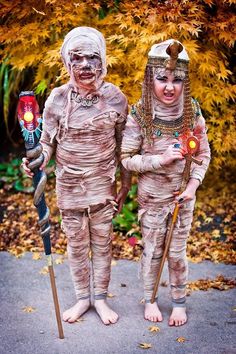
[22,306,36,313]
[107,293,115,298]
[111,260,117,266]
[39,266,49,275]
[160,281,168,287]
[55,257,64,264]
[176,337,186,343]
[128,236,137,247]
[76,317,85,323]
[188,275,236,292]
[148,325,160,332]
[139,342,152,349]
[32,252,42,260]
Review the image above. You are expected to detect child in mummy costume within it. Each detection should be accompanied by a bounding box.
[121,40,210,326]
[23,27,131,325]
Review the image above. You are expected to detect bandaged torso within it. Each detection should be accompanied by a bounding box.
[40,82,127,209]
[121,100,211,210]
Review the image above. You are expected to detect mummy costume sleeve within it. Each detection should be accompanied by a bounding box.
[115,108,132,190]
[40,89,60,163]
[190,114,211,183]
[121,115,163,173]
[115,118,126,161]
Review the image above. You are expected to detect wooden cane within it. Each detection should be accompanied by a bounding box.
[151,137,202,303]
[47,255,64,339]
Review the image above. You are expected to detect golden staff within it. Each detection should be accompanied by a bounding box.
[151,136,202,303]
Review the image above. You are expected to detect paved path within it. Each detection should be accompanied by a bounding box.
[0,252,236,354]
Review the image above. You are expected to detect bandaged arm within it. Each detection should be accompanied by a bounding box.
[40,89,59,164]
[190,115,211,184]
[121,115,162,173]
[115,114,132,190]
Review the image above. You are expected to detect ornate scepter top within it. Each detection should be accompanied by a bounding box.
[17,91,42,148]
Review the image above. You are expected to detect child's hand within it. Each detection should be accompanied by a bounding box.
[21,157,34,178]
[174,178,200,205]
[115,186,130,215]
[21,152,48,178]
[159,145,185,166]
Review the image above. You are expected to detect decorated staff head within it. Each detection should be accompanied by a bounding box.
[141,39,194,140]
[186,136,200,155]
[174,136,200,156]
[60,26,106,92]
[17,91,42,147]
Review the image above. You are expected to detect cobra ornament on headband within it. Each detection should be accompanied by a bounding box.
[164,41,184,71]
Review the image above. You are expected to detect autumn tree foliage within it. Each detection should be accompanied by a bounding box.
[0,0,235,171]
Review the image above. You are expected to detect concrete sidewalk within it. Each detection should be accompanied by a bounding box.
[0,252,236,354]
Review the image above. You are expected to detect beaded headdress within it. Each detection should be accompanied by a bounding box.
[135,39,194,141]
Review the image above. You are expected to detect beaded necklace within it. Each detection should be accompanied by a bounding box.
[71,91,99,107]
[131,99,200,138]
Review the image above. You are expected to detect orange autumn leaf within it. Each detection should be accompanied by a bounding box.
[107,293,115,298]
[188,275,236,292]
[32,252,42,260]
[148,325,160,333]
[55,257,64,265]
[39,266,49,275]
[176,337,186,343]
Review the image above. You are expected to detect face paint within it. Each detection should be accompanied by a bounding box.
[69,51,102,88]
[153,70,184,106]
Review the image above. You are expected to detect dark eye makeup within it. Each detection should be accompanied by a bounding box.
[156,76,167,81]
[173,77,183,82]
[155,76,183,83]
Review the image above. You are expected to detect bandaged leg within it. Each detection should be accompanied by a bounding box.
[90,202,118,324]
[141,210,169,301]
[89,202,114,299]
[60,209,91,322]
[141,210,169,322]
[61,209,90,299]
[142,234,164,322]
[168,202,194,326]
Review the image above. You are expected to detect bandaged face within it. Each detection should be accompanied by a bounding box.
[68,39,102,88]
[153,68,185,105]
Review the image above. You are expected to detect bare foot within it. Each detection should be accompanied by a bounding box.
[144,302,163,322]
[169,307,187,327]
[94,299,119,325]
[63,298,90,323]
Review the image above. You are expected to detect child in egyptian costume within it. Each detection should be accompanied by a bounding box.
[121,39,210,326]
[22,27,131,325]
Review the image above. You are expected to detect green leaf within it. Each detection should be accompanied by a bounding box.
[14,180,34,193]
[35,79,47,95]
